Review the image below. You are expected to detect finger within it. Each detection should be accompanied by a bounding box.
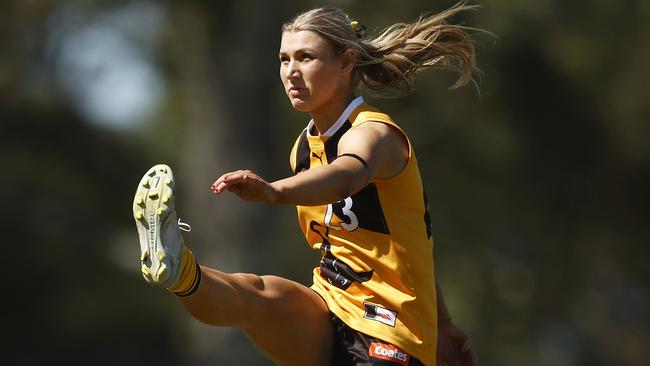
[211,179,222,194]
[463,350,479,366]
[211,176,233,194]
[211,172,234,193]
[211,181,229,194]
[212,171,247,193]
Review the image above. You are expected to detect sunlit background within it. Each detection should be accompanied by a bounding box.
[2,0,649,365]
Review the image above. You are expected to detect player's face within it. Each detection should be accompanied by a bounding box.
[279,30,351,114]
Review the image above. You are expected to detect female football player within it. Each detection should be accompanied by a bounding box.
[133,3,481,365]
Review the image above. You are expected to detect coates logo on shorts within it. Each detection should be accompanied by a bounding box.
[363,302,397,327]
[369,342,410,365]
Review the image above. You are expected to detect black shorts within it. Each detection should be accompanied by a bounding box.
[330,314,426,366]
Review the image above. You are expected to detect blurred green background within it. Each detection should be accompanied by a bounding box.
[2,0,648,365]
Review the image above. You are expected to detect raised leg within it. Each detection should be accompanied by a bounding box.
[180,268,333,366]
[132,164,332,365]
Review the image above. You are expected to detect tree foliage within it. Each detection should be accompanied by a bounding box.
[1,0,648,365]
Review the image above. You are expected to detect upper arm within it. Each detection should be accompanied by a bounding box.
[336,122,409,180]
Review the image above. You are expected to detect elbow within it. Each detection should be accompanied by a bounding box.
[336,168,367,200]
[338,185,354,201]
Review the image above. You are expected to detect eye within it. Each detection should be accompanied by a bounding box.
[301,53,314,61]
[279,55,290,65]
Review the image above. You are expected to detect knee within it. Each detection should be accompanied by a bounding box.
[229,273,282,326]
[237,275,314,325]
[232,272,267,293]
[236,274,287,308]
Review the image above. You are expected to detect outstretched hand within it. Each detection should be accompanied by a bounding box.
[211,170,278,203]
[437,318,479,366]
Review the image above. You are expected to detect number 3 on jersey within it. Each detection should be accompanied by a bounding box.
[324,197,359,231]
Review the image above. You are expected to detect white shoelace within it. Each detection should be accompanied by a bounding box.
[178,218,191,232]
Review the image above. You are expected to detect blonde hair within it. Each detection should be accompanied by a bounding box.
[283,2,481,97]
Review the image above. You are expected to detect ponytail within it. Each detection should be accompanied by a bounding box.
[283,2,482,97]
[359,3,479,96]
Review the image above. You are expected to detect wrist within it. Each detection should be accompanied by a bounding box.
[269,181,284,204]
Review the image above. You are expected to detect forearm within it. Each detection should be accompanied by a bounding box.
[271,162,367,206]
[436,279,478,365]
[436,279,452,322]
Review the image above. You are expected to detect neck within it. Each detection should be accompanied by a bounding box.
[310,92,355,135]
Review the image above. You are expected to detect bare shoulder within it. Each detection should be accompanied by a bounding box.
[340,121,402,146]
[338,121,409,179]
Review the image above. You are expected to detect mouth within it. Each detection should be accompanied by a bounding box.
[288,86,304,95]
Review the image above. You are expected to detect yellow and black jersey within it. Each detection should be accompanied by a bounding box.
[289,96,438,366]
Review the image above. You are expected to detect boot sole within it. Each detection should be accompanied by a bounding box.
[132,164,177,287]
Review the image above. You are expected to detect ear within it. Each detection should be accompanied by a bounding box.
[339,48,356,74]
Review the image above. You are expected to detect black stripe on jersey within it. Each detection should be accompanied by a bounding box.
[324,120,353,163]
[320,253,373,290]
[309,220,374,290]
[294,129,310,174]
[346,183,390,234]
[313,221,374,290]
[423,191,432,239]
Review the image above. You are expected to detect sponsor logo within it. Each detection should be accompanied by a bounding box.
[363,303,397,327]
[368,342,410,365]
[311,152,325,165]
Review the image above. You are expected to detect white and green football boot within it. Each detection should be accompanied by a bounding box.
[132,164,187,289]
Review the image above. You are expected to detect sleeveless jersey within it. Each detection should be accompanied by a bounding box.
[289,97,438,366]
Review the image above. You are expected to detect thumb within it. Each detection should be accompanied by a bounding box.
[462,338,472,353]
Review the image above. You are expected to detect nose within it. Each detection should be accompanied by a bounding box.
[285,60,300,80]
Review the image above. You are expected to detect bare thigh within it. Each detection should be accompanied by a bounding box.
[179,267,333,366]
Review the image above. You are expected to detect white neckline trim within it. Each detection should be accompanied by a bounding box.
[306,96,364,137]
